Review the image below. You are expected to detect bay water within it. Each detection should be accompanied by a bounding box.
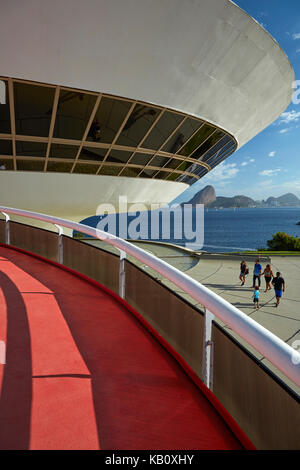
[203,207,300,252]
[79,207,300,252]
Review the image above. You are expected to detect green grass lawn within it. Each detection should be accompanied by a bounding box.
[237,251,300,256]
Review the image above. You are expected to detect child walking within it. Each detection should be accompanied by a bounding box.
[253,286,260,309]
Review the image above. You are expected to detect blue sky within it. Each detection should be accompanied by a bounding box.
[176,0,300,203]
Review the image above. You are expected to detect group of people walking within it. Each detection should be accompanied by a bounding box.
[239,259,285,309]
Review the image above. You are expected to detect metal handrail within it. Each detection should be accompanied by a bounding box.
[0,205,299,388]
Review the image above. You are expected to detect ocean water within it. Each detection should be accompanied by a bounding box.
[203,207,300,252]
[78,207,300,253]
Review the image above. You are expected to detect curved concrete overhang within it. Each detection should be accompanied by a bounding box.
[0,0,294,148]
[0,171,188,230]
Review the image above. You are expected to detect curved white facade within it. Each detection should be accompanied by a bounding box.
[0,171,187,222]
[0,0,294,148]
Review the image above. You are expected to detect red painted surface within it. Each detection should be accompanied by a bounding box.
[0,246,250,450]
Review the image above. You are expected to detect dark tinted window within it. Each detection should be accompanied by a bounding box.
[163,157,183,170]
[141,111,184,150]
[16,141,47,157]
[53,90,97,140]
[106,149,132,164]
[162,118,202,153]
[0,159,13,170]
[79,146,107,161]
[49,143,79,159]
[130,152,154,165]
[73,163,98,174]
[206,142,236,168]
[0,80,11,133]
[193,165,210,176]
[86,97,132,144]
[179,123,215,157]
[99,165,121,176]
[46,161,74,172]
[17,160,44,171]
[174,160,193,172]
[177,161,204,176]
[165,172,181,181]
[139,168,157,178]
[119,167,141,177]
[149,155,170,167]
[192,129,224,159]
[116,104,160,147]
[4,78,238,181]
[201,135,232,163]
[0,139,12,155]
[14,82,55,137]
[153,169,168,179]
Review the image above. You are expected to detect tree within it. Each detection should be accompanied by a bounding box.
[267,232,300,251]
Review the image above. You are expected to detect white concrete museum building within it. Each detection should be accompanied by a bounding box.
[0,0,295,222]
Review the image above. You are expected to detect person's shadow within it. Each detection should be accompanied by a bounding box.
[0,270,32,450]
[205,282,253,292]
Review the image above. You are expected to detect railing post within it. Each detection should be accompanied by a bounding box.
[209,339,214,391]
[0,340,6,365]
[119,250,126,299]
[54,224,64,264]
[202,308,214,390]
[2,212,10,245]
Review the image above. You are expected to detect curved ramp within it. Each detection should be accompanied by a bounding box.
[0,246,247,450]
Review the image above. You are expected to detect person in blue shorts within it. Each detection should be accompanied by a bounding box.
[252,286,260,309]
[272,272,285,307]
[252,259,262,287]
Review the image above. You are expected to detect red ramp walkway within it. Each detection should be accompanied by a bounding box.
[0,246,249,450]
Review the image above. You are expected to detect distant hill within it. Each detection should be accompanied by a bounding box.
[184,185,216,206]
[182,186,300,208]
[264,193,300,207]
[208,195,256,208]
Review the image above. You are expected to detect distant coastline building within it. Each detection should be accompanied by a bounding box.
[0,0,295,221]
